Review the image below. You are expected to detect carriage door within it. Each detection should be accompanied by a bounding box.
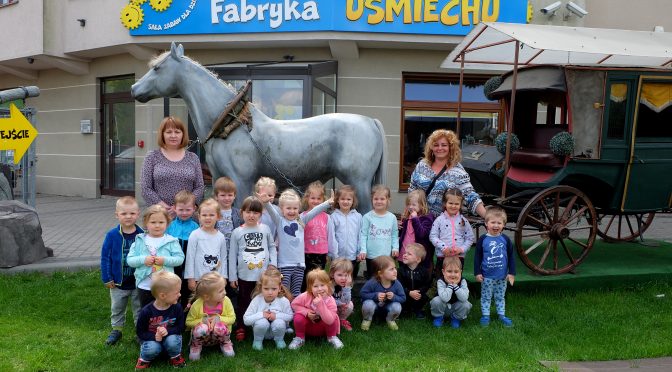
[621,77,672,211]
[101,76,136,196]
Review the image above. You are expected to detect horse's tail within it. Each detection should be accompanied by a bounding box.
[373,118,387,186]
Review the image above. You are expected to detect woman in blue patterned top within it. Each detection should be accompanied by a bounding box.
[408,129,486,218]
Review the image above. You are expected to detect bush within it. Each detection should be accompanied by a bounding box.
[495,132,520,155]
[550,131,574,156]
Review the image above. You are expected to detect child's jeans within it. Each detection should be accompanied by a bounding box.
[235,279,256,328]
[251,318,287,342]
[480,278,507,316]
[361,300,402,322]
[140,334,182,361]
[280,266,305,298]
[429,297,472,320]
[110,287,141,329]
[337,302,354,320]
[402,295,428,315]
[191,321,232,347]
[293,313,340,339]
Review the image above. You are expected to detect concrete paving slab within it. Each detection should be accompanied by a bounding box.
[540,357,672,371]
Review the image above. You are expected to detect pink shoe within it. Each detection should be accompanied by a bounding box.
[340,319,353,331]
[220,341,235,357]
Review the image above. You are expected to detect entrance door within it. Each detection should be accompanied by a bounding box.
[101,76,135,196]
[621,77,672,211]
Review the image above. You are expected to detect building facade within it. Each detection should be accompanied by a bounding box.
[0,0,670,212]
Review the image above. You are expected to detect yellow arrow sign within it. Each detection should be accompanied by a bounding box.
[0,103,38,164]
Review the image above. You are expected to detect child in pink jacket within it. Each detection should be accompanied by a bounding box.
[288,269,343,350]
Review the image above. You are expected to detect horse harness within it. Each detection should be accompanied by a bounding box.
[203,80,304,196]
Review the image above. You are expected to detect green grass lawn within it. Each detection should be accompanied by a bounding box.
[0,269,670,372]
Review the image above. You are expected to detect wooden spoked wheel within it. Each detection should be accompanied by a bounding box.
[596,212,655,243]
[515,186,597,275]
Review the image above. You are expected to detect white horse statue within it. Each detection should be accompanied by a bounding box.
[132,43,387,212]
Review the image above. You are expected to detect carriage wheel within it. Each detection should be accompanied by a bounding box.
[515,186,597,275]
[596,212,655,243]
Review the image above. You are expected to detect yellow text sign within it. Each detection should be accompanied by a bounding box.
[0,103,38,164]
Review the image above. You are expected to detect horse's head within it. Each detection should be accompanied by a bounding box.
[131,42,185,103]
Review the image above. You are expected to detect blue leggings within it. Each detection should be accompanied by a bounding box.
[480,278,507,316]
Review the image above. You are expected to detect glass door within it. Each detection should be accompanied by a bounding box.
[101,76,135,196]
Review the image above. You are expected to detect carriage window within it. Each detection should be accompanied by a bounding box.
[535,94,567,126]
[607,83,628,140]
[636,82,672,139]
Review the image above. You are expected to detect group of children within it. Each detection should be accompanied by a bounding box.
[100,176,516,369]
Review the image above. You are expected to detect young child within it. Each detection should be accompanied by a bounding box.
[127,204,185,307]
[430,188,475,279]
[327,185,363,279]
[228,196,277,341]
[213,176,243,248]
[360,256,406,331]
[289,269,343,350]
[100,196,144,345]
[184,199,228,292]
[303,181,330,274]
[399,189,435,271]
[259,188,333,298]
[166,190,200,308]
[329,258,354,331]
[430,256,472,328]
[255,177,280,239]
[134,271,186,369]
[398,243,431,319]
[243,267,294,350]
[358,185,399,278]
[474,206,516,327]
[185,271,235,360]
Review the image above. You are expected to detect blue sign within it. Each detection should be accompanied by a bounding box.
[126,0,527,36]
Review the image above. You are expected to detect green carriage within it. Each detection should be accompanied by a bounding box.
[445,23,672,275]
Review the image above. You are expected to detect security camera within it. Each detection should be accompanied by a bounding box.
[540,1,562,15]
[566,1,588,17]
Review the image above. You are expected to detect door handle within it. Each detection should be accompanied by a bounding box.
[633,155,644,164]
[108,139,113,156]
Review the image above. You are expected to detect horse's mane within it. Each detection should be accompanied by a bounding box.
[149,51,236,93]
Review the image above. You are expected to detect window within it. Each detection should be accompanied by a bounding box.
[0,0,18,7]
[606,82,628,140]
[400,74,502,189]
[635,81,672,139]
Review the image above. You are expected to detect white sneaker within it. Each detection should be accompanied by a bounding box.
[327,336,344,349]
[288,337,305,350]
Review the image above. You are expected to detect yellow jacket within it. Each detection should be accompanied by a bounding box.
[186,297,236,329]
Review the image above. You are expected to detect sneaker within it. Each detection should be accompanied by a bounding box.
[106,330,122,346]
[340,319,353,331]
[169,354,186,368]
[360,320,372,331]
[415,311,426,319]
[499,315,513,327]
[220,341,235,357]
[288,337,305,350]
[480,316,490,327]
[432,316,444,328]
[252,340,263,351]
[235,328,246,342]
[189,344,202,361]
[387,320,399,331]
[275,339,287,349]
[135,358,151,370]
[327,336,344,349]
[285,327,294,335]
[450,316,461,329]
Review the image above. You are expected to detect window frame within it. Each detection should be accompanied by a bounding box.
[399,73,503,191]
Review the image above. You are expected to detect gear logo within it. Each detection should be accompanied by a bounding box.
[120,0,174,30]
[150,0,172,12]
[120,3,144,30]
